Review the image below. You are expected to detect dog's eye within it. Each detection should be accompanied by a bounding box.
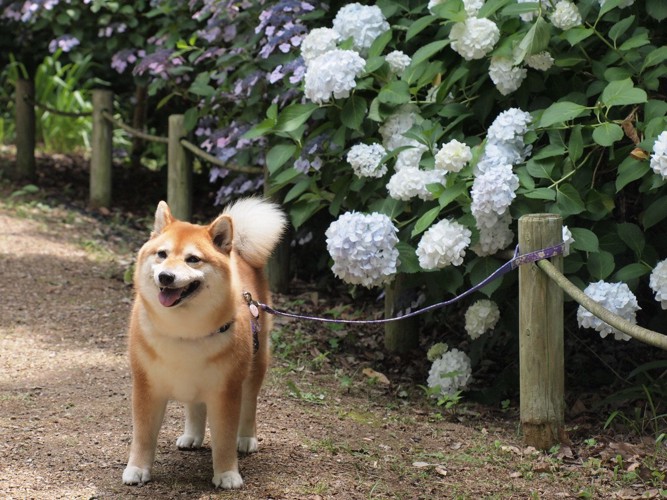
[157,250,167,259]
[186,255,201,264]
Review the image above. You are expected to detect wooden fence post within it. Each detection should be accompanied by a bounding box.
[13,78,36,181]
[167,114,192,221]
[384,273,420,353]
[90,89,113,208]
[518,214,565,450]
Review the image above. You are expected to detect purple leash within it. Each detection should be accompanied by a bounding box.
[244,243,564,326]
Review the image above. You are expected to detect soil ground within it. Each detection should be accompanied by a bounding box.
[1,155,666,499]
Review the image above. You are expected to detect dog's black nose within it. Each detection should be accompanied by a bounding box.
[158,272,175,286]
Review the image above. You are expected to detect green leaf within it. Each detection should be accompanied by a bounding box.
[587,251,615,280]
[526,159,555,179]
[396,242,421,274]
[367,29,392,58]
[377,80,411,105]
[409,40,450,67]
[243,117,276,140]
[619,32,650,51]
[592,123,623,147]
[412,206,441,238]
[642,196,667,229]
[600,78,648,107]
[438,183,468,208]
[469,258,504,297]
[617,222,645,257]
[406,15,436,42]
[478,0,513,18]
[275,103,319,133]
[642,46,667,72]
[284,179,311,203]
[539,101,589,127]
[647,0,667,20]
[532,144,566,160]
[289,199,324,229]
[562,27,594,46]
[341,95,367,130]
[523,187,556,200]
[556,184,585,216]
[616,157,650,192]
[266,143,296,174]
[614,263,650,281]
[501,2,539,16]
[568,125,583,162]
[609,15,635,44]
[513,17,550,65]
[598,0,622,17]
[570,228,599,252]
[183,107,199,132]
[429,0,466,21]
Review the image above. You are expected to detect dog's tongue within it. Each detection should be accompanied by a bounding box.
[159,288,182,307]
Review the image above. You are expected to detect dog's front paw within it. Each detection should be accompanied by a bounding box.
[122,465,151,485]
[176,434,204,449]
[212,470,243,489]
[237,436,258,454]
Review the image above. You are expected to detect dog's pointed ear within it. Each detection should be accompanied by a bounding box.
[208,214,233,254]
[152,201,175,238]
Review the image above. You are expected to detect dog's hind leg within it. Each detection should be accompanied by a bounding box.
[237,348,269,454]
[176,402,207,449]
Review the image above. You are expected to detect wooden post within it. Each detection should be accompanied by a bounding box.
[13,78,36,181]
[384,273,420,353]
[90,89,113,208]
[518,214,564,450]
[167,114,192,221]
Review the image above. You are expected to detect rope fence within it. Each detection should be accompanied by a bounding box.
[9,79,667,452]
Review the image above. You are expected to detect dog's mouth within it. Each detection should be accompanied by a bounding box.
[158,281,201,308]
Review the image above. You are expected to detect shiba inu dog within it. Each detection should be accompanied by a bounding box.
[122,198,286,489]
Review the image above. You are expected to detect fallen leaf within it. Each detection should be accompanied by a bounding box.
[434,465,447,477]
[509,471,522,478]
[412,461,433,468]
[362,368,391,385]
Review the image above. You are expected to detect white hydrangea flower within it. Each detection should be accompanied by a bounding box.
[304,49,366,104]
[550,0,582,30]
[472,212,514,256]
[562,225,574,257]
[434,139,472,173]
[576,281,639,341]
[385,50,412,76]
[347,143,387,178]
[332,3,390,54]
[450,17,500,61]
[487,108,532,144]
[650,131,667,179]
[325,212,400,288]
[517,0,551,22]
[379,105,422,151]
[387,167,445,201]
[465,300,501,340]
[489,57,527,96]
[471,164,519,228]
[525,51,555,71]
[301,28,340,65]
[476,141,532,174]
[598,0,635,8]
[649,259,667,310]
[427,348,472,397]
[416,219,472,270]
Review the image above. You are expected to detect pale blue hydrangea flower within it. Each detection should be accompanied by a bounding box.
[650,131,667,179]
[427,349,472,396]
[304,49,366,104]
[416,219,472,270]
[577,281,639,341]
[325,212,400,288]
[487,108,533,144]
[385,50,411,76]
[649,259,667,310]
[489,57,527,96]
[465,300,501,339]
[347,143,387,178]
[332,3,389,54]
[387,167,445,201]
[471,164,520,228]
[379,105,422,152]
[472,212,514,257]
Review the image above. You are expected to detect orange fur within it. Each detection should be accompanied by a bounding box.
[122,198,285,489]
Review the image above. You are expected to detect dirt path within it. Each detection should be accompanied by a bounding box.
[0,199,661,499]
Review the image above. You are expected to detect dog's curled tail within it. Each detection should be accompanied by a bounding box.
[223,197,287,268]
